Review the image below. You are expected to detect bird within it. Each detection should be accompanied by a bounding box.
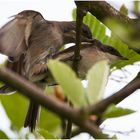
[0,10,92,131]
[44,39,127,86]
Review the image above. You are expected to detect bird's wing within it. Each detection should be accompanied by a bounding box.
[0,18,27,61]
[24,21,59,80]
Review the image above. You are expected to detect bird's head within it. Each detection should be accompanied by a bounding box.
[11,10,44,21]
[59,21,92,43]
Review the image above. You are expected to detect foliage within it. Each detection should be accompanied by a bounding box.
[105,19,140,50]
[48,60,110,106]
[0,57,136,138]
[103,104,135,119]
[0,60,112,138]
[119,4,128,16]
[0,2,139,139]
[86,60,109,104]
[37,129,59,139]
[0,93,28,130]
[0,92,61,138]
[133,1,140,13]
[39,108,61,134]
[72,9,140,68]
[0,130,8,139]
[48,60,88,107]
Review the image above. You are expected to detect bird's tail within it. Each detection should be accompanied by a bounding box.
[0,85,15,94]
[24,101,40,132]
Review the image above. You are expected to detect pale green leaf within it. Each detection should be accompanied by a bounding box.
[103,104,135,119]
[86,60,109,104]
[48,60,87,107]
[44,85,54,95]
[111,135,118,139]
[120,4,128,16]
[0,92,28,130]
[133,1,140,13]
[39,108,61,133]
[0,130,9,139]
[37,129,59,139]
[72,8,140,69]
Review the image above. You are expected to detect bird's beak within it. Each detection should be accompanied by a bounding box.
[9,14,23,19]
[8,14,16,19]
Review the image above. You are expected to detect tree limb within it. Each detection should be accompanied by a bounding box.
[85,72,140,115]
[0,67,139,138]
[70,72,140,138]
[76,1,131,24]
[0,67,108,138]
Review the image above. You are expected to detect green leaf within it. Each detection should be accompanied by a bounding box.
[39,107,61,133]
[48,60,87,107]
[44,85,54,95]
[86,60,109,104]
[37,129,59,139]
[103,104,135,119]
[120,4,128,16]
[111,135,118,139]
[105,19,140,51]
[0,130,9,139]
[133,1,140,13]
[0,92,28,130]
[72,9,76,20]
[83,12,106,39]
[72,8,140,69]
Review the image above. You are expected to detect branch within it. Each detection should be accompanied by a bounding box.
[87,72,140,115]
[0,67,108,139]
[76,1,131,24]
[0,44,139,138]
[1,69,139,139]
[69,4,87,137]
[0,68,78,119]
[75,1,140,55]
[0,55,139,138]
[70,73,140,138]
[71,128,82,138]
[64,120,72,138]
[72,3,86,73]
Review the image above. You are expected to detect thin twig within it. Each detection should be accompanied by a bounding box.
[64,119,72,138]
[71,128,83,138]
[69,3,87,138]
[64,101,73,139]
[72,2,87,73]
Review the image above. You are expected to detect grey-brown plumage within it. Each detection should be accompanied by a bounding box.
[0,10,92,131]
[43,41,126,85]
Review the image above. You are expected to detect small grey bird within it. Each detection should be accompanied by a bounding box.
[44,39,127,85]
[0,10,92,131]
